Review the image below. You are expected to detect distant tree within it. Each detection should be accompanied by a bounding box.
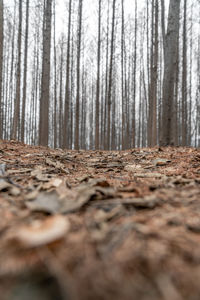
[195,5,200,147]
[160,0,181,146]
[148,0,158,147]
[95,0,101,150]
[181,0,187,146]
[0,0,3,139]
[53,0,57,148]
[131,0,137,148]
[121,0,125,150]
[103,0,110,149]
[106,0,116,150]
[39,0,52,146]
[75,0,83,150]
[21,0,30,143]
[12,0,22,140]
[58,38,64,148]
[63,0,72,149]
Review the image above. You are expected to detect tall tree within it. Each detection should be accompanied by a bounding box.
[63,0,72,149]
[39,0,52,146]
[95,0,101,149]
[121,0,125,150]
[21,0,30,143]
[131,0,137,148]
[0,0,3,138]
[59,38,64,148]
[53,0,57,148]
[12,0,22,140]
[106,0,116,150]
[75,0,83,150]
[148,0,158,147]
[160,0,181,146]
[103,0,110,149]
[181,0,187,146]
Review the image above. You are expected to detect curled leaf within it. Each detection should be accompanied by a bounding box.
[11,215,70,248]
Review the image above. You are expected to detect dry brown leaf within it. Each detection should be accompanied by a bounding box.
[124,164,144,172]
[152,158,171,166]
[9,215,70,248]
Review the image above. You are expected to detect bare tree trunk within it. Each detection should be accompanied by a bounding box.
[12,0,22,140]
[63,0,72,149]
[188,3,193,146]
[59,40,64,148]
[195,9,200,147]
[160,0,181,146]
[173,25,180,146]
[95,0,101,150]
[132,0,137,148]
[121,0,125,150]
[181,0,187,146]
[0,0,3,138]
[70,26,75,149]
[106,0,116,150]
[53,0,57,148]
[21,0,29,143]
[103,0,110,149]
[8,0,17,139]
[39,0,52,146]
[148,0,158,147]
[75,0,83,150]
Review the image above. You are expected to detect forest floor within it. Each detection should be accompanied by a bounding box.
[0,140,200,300]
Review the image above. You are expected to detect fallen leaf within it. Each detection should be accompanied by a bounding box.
[134,173,164,178]
[26,191,61,214]
[124,164,144,172]
[186,217,200,233]
[43,178,63,189]
[45,158,69,174]
[91,195,162,209]
[9,215,70,248]
[0,179,21,195]
[152,158,171,166]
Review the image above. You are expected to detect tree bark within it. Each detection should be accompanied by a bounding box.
[181,0,187,146]
[63,0,72,149]
[0,0,3,138]
[106,0,116,150]
[75,0,83,150]
[95,0,101,150]
[160,0,181,146]
[12,0,22,140]
[21,0,30,143]
[39,0,52,146]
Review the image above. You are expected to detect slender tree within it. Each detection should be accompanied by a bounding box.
[181,0,187,146]
[75,0,83,150]
[106,0,116,150]
[53,0,57,148]
[12,0,22,140]
[95,0,101,149]
[0,0,3,138]
[63,0,72,149]
[21,0,30,143]
[39,0,52,146]
[148,0,158,147]
[132,0,137,148]
[161,0,181,146]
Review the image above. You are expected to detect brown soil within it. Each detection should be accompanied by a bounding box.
[0,140,200,300]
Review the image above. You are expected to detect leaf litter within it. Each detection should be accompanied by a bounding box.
[0,141,200,299]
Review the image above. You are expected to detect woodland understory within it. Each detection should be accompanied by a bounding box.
[0,140,200,300]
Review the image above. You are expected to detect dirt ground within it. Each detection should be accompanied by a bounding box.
[0,140,200,300]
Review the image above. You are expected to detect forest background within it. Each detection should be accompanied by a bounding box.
[0,0,199,150]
